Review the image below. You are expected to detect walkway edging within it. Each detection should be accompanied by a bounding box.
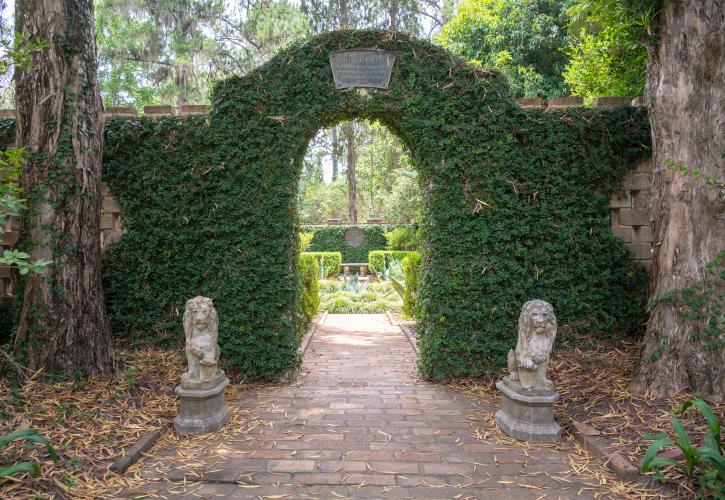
[386,310,419,356]
[279,311,327,383]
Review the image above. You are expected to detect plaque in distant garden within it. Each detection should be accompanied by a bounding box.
[345,228,365,247]
[329,49,396,89]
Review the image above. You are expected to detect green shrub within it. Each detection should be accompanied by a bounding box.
[384,226,422,251]
[301,252,342,278]
[298,231,314,252]
[369,250,414,274]
[299,254,320,323]
[402,252,422,319]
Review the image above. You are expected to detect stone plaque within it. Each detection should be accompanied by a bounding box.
[329,49,395,89]
[344,228,364,247]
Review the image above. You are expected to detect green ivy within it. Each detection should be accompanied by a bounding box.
[95,30,650,380]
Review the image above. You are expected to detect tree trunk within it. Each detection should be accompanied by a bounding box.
[632,0,724,401]
[331,126,339,182]
[14,0,115,377]
[344,122,358,223]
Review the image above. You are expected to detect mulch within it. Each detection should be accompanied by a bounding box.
[1,338,722,499]
[1,348,209,499]
[445,338,725,499]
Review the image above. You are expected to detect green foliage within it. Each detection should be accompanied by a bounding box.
[402,252,422,319]
[0,40,52,283]
[384,226,421,251]
[642,399,723,496]
[563,0,659,102]
[302,224,403,262]
[100,30,650,380]
[663,157,725,188]
[438,0,570,98]
[320,281,401,314]
[342,273,368,294]
[369,250,415,274]
[301,252,342,278]
[298,231,315,252]
[299,254,320,322]
[0,429,59,481]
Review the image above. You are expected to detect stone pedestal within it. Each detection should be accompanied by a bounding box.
[174,373,230,435]
[495,380,560,443]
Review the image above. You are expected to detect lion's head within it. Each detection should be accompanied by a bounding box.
[518,299,556,345]
[183,296,218,340]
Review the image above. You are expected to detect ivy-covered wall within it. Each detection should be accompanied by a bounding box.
[302,224,409,262]
[3,30,652,381]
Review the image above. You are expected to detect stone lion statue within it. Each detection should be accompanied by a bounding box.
[181,296,221,387]
[505,300,557,393]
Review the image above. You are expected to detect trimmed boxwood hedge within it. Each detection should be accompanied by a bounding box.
[96,29,651,381]
[368,250,416,274]
[299,254,320,322]
[300,251,342,278]
[301,224,406,262]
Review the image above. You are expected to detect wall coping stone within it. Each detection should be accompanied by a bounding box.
[180,104,210,115]
[547,96,583,109]
[515,98,547,108]
[0,109,15,118]
[105,106,138,117]
[592,96,632,108]
[143,105,175,116]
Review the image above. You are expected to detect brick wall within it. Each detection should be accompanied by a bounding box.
[0,97,654,297]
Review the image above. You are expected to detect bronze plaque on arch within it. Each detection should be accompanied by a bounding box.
[329,49,396,89]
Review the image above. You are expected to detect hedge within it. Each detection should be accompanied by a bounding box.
[301,252,342,278]
[299,254,320,323]
[94,29,650,380]
[368,250,416,274]
[301,224,403,262]
[402,252,422,319]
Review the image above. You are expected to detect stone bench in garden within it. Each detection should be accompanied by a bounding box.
[341,263,368,276]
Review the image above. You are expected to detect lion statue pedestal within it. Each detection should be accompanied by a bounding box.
[173,296,230,435]
[495,300,561,442]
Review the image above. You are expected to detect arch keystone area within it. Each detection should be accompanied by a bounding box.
[98,30,651,380]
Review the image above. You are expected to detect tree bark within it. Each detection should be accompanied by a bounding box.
[344,122,358,223]
[632,0,724,401]
[331,126,339,182]
[14,0,115,376]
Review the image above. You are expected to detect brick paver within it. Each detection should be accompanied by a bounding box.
[121,314,599,499]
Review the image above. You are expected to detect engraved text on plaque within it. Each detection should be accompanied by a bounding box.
[329,49,396,89]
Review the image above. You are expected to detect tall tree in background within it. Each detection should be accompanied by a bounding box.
[14,0,115,375]
[632,0,724,401]
[438,0,569,98]
[563,0,654,102]
[95,0,225,108]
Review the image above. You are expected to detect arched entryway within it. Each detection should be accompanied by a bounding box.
[102,29,650,380]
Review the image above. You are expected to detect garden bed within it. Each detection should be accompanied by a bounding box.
[319,278,402,314]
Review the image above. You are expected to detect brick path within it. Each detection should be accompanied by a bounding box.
[122,314,601,499]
